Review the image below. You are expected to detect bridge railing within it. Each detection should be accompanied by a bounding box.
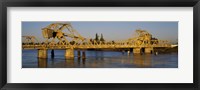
[22,43,172,49]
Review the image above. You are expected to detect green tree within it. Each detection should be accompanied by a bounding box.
[100,33,105,43]
[95,33,99,42]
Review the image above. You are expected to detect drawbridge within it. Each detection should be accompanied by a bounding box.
[22,23,172,59]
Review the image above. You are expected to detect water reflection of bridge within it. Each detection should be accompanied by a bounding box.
[37,57,85,68]
[37,53,156,68]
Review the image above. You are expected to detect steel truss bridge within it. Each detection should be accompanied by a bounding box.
[22,23,172,59]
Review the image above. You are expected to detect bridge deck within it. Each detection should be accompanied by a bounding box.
[22,44,171,50]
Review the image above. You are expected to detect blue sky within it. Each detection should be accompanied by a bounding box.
[22,21,178,43]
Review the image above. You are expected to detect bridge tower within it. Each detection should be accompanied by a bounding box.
[41,22,88,59]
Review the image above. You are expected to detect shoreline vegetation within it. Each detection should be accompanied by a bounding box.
[85,46,178,54]
[154,46,178,53]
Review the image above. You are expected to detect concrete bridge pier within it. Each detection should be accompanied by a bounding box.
[133,48,141,54]
[38,49,47,58]
[133,47,154,54]
[145,47,153,54]
[51,49,55,58]
[65,48,74,59]
[127,50,130,55]
[82,51,86,59]
[77,50,81,58]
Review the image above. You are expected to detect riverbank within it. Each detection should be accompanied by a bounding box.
[86,46,178,54]
[154,46,178,54]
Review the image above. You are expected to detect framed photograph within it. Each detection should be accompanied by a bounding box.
[0,0,199,90]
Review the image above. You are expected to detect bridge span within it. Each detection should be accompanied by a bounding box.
[22,43,171,59]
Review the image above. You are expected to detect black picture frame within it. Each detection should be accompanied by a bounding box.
[0,0,199,90]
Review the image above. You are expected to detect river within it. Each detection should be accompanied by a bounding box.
[22,50,178,68]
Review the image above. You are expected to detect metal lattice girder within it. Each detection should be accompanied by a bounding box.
[22,36,39,44]
[124,29,170,47]
[41,23,87,45]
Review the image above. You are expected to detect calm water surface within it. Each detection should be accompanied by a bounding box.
[22,50,178,68]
